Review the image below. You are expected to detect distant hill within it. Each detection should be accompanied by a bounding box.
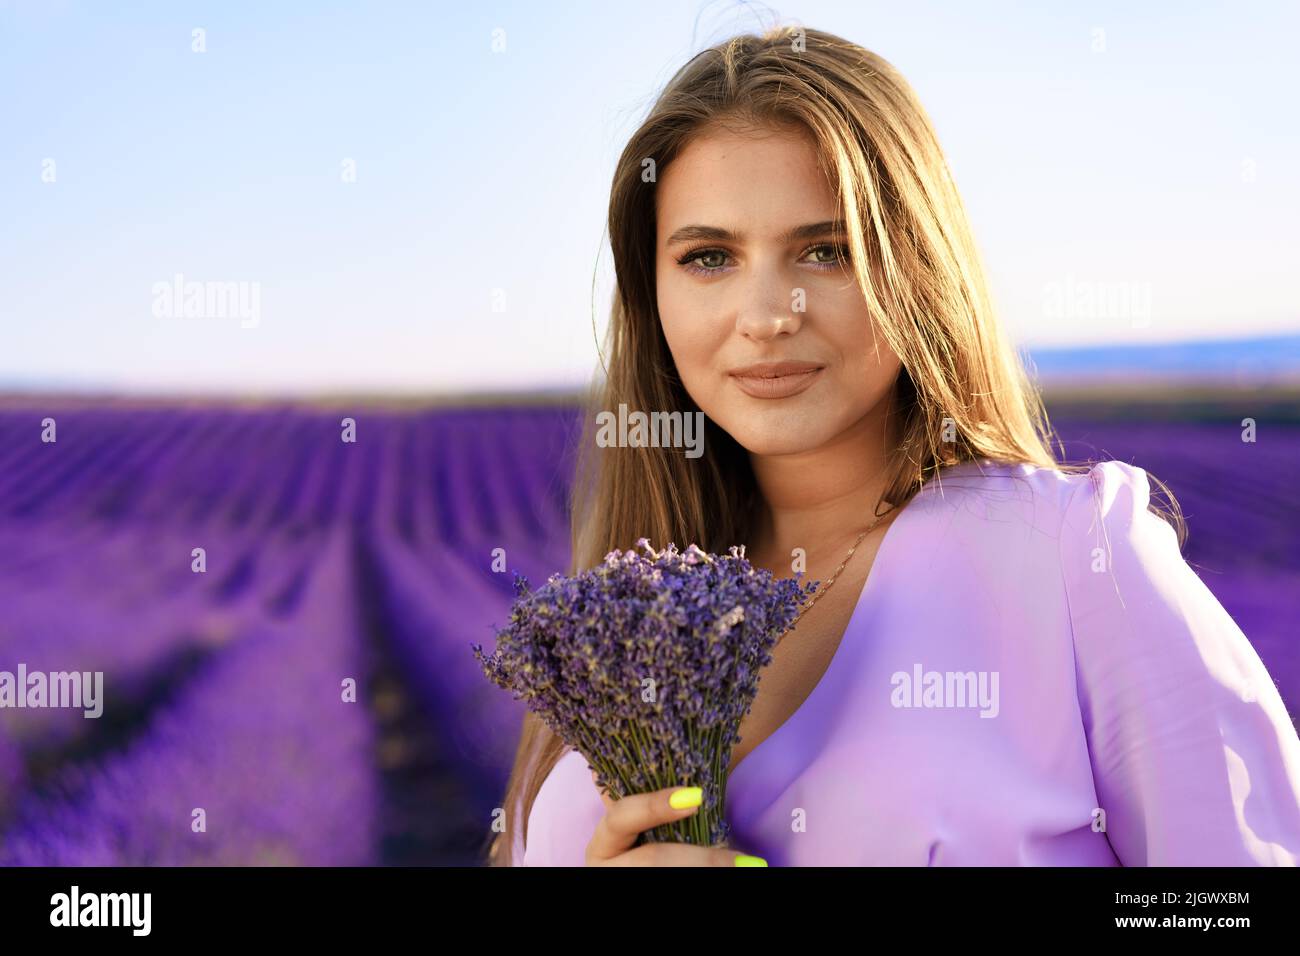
[1023,333,1300,386]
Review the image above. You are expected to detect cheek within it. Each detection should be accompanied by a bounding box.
[843,346,902,417]
[828,304,901,402]
[657,275,726,377]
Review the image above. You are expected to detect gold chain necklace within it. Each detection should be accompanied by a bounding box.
[778,509,891,642]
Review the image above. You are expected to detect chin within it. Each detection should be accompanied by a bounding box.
[712,410,837,456]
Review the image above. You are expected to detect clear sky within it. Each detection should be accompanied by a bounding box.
[2,0,1296,396]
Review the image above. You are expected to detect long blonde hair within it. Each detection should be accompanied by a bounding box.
[484,24,1181,865]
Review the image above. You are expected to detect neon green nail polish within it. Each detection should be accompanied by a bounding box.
[734,854,768,867]
[668,786,703,809]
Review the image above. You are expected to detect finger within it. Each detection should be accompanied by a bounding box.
[603,842,754,867]
[586,785,704,862]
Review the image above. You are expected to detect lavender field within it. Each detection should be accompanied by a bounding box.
[0,398,1295,865]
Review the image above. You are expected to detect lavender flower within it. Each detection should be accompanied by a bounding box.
[473,538,817,848]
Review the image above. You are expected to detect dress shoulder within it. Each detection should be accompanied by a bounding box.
[521,748,605,867]
[1057,459,1300,864]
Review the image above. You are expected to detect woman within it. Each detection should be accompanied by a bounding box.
[489,25,1300,866]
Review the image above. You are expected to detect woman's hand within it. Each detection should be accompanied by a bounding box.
[584,769,768,866]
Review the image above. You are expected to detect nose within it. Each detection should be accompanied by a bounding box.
[734,269,803,341]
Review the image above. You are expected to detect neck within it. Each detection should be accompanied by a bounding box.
[747,405,897,572]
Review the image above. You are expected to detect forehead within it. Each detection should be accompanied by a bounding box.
[655,123,838,238]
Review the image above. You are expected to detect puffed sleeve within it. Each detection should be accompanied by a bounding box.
[1060,460,1300,865]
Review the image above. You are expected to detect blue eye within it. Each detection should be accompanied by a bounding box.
[803,243,849,267]
[674,243,850,278]
[677,247,732,276]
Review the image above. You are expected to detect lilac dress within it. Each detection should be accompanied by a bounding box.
[515,459,1300,866]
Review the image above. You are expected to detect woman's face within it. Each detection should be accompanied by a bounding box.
[654,122,901,457]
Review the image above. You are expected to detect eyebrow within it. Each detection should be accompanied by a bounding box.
[664,220,845,246]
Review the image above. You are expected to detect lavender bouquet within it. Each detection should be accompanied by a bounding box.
[473,538,816,848]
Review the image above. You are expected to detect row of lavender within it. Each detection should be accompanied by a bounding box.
[0,401,1295,863]
[0,403,579,864]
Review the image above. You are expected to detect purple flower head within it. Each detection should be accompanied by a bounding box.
[474,539,817,847]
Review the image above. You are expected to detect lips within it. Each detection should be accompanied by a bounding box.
[727,360,825,399]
